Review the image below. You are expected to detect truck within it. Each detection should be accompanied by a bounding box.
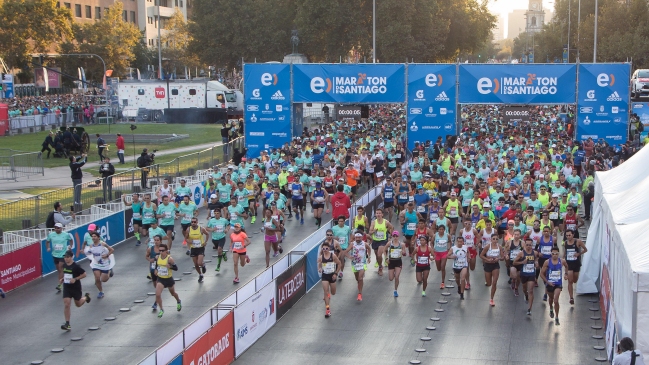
[118,79,243,123]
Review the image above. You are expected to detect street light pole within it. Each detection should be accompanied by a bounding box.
[59,53,106,89]
[372,0,376,63]
[577,0,581,60]
[157,3,163,78]
[567,0,571,63]
[593,0,598,62]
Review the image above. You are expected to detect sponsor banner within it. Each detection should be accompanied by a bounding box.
[234,282,277,357]
[305,245,321,291]
[292,103,304,139]
[124,208,135,240]
[189,183,206,208]
[276,256,306,319]
[244,64,292,158]
[632,102,649,137]
[502,106,531,123]
[169,354,183,365]
[336,105,363,120]
[41,211,126,275]
[34,67,62,88]
[458,64,576,104]
[183,311,235,365]
[407,64,457,151]
[0,242,42,292]
[577,63,630,145]
[293,64,406,103]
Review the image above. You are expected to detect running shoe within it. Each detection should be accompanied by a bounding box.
[440,283,445,289]
[97,292,104,299]
[338,272,343,280]
[524,293,528,303]
[514,288,519,297]
[202,265,206,274]
[186,250,190,256]
[378,267,383,276]
[555,317,560,326]
[300,219,304,225]
[490,299,495,306]
[465,283,471,290]
[272,251,279,258]
[374,262,379,268]
[549,309,554,318]
[172,231,176,240]
[136,240,141,247]
[215,265,221,272]
[109,269,114,278]
[569,298,574,305]
[246,256,251,263]
[158,310,164,318]
[460,293,464,300]
[223,253,228,262]
[198,275,204,283]
[542,293,548,302]
[183,240,188,247]
[233,277,240,284]
[177,301,182,311]
[61,323,71,331]
[152,302,158,310]
[251,216,256,224]
[325,309,331,318]
[147,274,152,280]
[56,284,62,292]
[534,282,538,287]
[296,212,300,220]
[84,293,91,304]
[527,310,531,316]
[422,291,426,297]
[410,258,415,267]
[279,245,283,254]
[394,290,399,297]
[0,288,5,299]
[357,293,362,301]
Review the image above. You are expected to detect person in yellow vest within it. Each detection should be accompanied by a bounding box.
[154,243,181,318]
[186,218,210,283]
[368,208,394,277]
[443,192,461,239]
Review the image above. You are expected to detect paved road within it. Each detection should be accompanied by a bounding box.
[0,201,337,365]
[238,223,604,365]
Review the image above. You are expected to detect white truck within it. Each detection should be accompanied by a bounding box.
[118,79,243,123]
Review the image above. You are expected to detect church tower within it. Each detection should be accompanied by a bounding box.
[526,0,545,33]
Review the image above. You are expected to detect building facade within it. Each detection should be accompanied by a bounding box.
[525,0,545,33]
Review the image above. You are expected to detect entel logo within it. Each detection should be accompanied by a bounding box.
[310,77,332,93]
[154,87,165,98]
[261,72,278,86]
[477,73,542,95]
[425,73,443,87]
[597,73,615,87]
[193,187,201,205]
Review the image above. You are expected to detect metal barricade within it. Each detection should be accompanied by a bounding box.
[0,150,44,181]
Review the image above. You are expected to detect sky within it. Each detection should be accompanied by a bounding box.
[487,0,556,38]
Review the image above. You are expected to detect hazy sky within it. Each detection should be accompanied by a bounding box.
[487,0,556,38]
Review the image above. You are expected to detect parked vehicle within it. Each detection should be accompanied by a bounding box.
[631,69,649,100]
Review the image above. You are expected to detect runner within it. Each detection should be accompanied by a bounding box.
[46,223,74,292]
[207,209,229,272]
[506,229,524,297]
[310,182,329,228]
[155,178,174,202]
[146,235,163,309]
[382,176,396,221]
[245,175,260,224]
[317,241,341,318]
[290,176,306,225]
[536,226,555,299]
[343,232,371,301]
[368,208,393,276]
[447,236,468,300]
[442,191,461,238]
[399,202,422,266]
[156,195,177,250]
[153,243,182,318]
[187,218,209,283]
[433,224,451,289]
[84,231,115,298]
[226,196,248,232]
[123,193,143,246]
[332,216,352,280]
[230,223,251,284]
[480,234,504,306]
[141,194,158,244]
[262,208,281,267]
[563,230,587,305]
[60,250,91,331]
[513,238,539,315]
[353,206,370,234]
[176,195,198,255]
[386,231,406,297]
[415,236,432,297]
[540,246,568,325]
[460,219,479,289]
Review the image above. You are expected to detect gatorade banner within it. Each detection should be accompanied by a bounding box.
[244,64,292,158]
[293,64,406,103]
[183,311,235,365]
[459,64,576,104]
[407,64,457,150]
[577,63,630,145]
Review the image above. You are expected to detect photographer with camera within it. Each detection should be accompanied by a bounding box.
[138,148,155,190]
[69,153,87,207]
[99,157,116,202]
[614,337,645,365]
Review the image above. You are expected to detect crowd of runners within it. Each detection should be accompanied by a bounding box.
[29,103,636,331]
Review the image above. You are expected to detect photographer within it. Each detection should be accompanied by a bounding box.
[69,153,87,207]
[613,337,645,365]
[99,157,115,202]
[137,148,154,190]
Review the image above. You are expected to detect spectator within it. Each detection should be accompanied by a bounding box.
[138,148,153,189]
[232,147,247,166]
[221,122,231,155]
[99,157,115,202]
[613,337,645,365]
[115,133,125,164]
[39,131,54,159]
[69,153,87,207]
[53,202,75,227]
[96,133,106,161]
[330,184,351,220]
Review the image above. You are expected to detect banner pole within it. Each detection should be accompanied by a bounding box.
[575,60,579,141]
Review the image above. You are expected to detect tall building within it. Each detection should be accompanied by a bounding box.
[57,0,189,48]
[507,9,527,39]
[492,15,505,44]
[525,0,545,33]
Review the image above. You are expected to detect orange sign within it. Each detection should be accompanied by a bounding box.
[183,311,235,365]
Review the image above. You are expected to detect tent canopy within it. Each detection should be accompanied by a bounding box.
[616,219,649,292]
[596,143,649,195]
[603,173,649,224]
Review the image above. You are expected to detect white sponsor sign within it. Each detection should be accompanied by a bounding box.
[234,282,277,357]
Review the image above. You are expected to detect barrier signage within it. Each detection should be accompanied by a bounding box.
[0,243,42,292]
[275,256,306,319]
[233,282,276,357]
[183,312,235,365]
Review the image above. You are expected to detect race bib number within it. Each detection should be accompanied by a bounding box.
[192,239,202,248]
[215,225,224,233]
[389,248,402,258]
[429,213,439,221]
[184,213,193,220]
[417,256,429,265]
[316,196,325,203]
[417,206,425,213]
[220,192,229,199]
[408,196,414,202]
[133,213,142,219]
[385,192,393,199]
[406,223,416,231]
[322,262,335,274]
[510,249,520,260]
[150,262,156,270]
[566,224,576,231]
[325,181,332,187]
[523,263,535,273]
[454,258,467,268]
[548,270,561,282]
[436,239,448,249]
[54,244,64,252]
[157,266,169,276]
[231,212,238,220]
[375,231,386,240]
[338,237,347,247]
[526,225,533,232]
[396,153,401,158]
[233,241,243,250]
[144,212,154,219]
[449,207,457,216]
[310,180,316,186]
[376,171,384,178]
[163,211,172,219]
[292,189,301,196]
[354,263,365,271]
[399,194,407,200]
[560,212,567,219]
[264,222,273,228]
[487,249,500,258]
[63,273,73,284]
[566,249,577,261]
[549,212,559,220]
[463,199,471,206]
[238,195,245,202]
[541,245,552,255]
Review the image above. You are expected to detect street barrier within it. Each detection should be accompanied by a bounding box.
[0,242,42,292]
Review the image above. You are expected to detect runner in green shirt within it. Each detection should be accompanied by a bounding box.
[207,209,230,272]
[46,223,74,292]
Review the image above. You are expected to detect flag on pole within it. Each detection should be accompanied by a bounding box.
[43,68,49,92]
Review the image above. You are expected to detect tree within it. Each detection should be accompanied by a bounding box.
[0,0,73,71]
[437,0,497,61]
[162,8,201,75]
[73,2,141,80]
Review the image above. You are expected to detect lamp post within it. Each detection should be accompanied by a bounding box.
[372,0,376,63]
[58,53,106,89]
[593,0,598,62]
[157,2,163,78]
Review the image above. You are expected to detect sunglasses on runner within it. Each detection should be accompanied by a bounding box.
[322,246,330,251]
[159,249,167,252]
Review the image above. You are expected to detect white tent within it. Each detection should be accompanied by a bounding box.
[578,145,649,293]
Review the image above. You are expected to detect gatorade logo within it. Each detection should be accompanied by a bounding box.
[260,73,278,86]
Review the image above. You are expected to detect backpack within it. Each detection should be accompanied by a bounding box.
[137,156,145,168]
[46,211,56,228]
